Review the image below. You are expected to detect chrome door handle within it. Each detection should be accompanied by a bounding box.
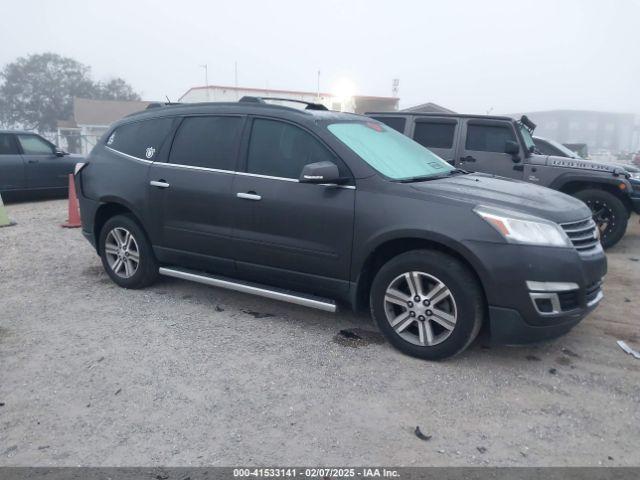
[150,180,170,188]
[236,192,261,201]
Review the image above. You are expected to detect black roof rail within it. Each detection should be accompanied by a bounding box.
[145,102,183,110]
[239,96,328,111]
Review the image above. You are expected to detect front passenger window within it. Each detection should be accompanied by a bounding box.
[247,119,335,179]
[465,124,516,153]
[17,135,54,155]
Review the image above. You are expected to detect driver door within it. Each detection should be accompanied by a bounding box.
[459,120,524,180]
[17,134,70,189]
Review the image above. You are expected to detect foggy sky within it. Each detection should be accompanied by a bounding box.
[2,0,639,114]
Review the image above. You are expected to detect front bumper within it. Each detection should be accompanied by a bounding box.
[463,240,607,345]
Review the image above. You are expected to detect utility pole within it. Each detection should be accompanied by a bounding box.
[200,64,209,101]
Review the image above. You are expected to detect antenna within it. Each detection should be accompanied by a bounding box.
[165,95,171,103]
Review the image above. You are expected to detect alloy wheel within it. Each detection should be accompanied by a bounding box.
[104,227,140,278]
[383,271,457,347]
[585,199,614,240]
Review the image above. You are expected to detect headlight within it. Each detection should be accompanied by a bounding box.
[474,205,572,247]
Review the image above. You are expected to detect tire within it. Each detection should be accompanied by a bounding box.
[98,214,159,289]
[573,189,628,249]
[370,250,484,360]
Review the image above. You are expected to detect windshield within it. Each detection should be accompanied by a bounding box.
[545,137,581,158]
[518,123,536,153]
[327,121,454,181]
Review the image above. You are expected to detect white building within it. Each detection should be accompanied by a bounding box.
[178,84,399,114]
[57,98,153,154]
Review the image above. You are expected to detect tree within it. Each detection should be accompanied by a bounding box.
[0,53,140,132]
[94,78,141,101]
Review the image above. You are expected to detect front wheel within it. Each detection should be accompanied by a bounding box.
[370,250,484,360]
[573,189,628,249]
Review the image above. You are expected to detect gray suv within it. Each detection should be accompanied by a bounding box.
[75,99,606,360]
[369,113,640,248]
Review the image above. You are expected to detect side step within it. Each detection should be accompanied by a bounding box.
[158,267,337,313]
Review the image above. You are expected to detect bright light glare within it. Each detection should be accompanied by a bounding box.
[332,77,356,99]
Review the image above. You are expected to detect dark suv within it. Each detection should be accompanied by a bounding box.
[75,98,606,360]
[369,112,640,248]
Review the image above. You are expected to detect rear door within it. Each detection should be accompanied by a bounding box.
[0,133,26,191]
[17,134,70,188]
[410,117,460,164]
[231,117,355,295]
[148,115,244,276]
[458,120,524,179]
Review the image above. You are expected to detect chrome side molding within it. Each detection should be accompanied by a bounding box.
[158,267,337,313]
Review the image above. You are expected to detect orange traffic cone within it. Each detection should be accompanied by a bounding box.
[61,174,81,228]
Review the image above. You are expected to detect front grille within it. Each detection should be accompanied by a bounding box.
[558,291,579,311]
[561,218,600,252]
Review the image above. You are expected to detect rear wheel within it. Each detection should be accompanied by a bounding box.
[370,250,484,360]
[99,214,159,289]
[573,189,628,249]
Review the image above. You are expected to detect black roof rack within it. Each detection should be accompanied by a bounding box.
[239,96,328,111]
[145,102,183,110]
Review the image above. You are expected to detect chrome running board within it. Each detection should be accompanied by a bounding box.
[158,267,337,313]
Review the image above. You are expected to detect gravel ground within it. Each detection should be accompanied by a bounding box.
[1,199,639,466]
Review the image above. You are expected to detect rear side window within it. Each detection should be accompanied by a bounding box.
[0,134,19,155]
[465,123,516,153]
[413,122,456,149]
[247,119,335,179]
[106,118,175,160]
[17,135,54,155]
[169,116,242,170]
[372,117,406,133]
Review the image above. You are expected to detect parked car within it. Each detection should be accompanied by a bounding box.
[369,113,639,248]
[533,136,581,158]
[75,98,606,360]
[534,135,640,176]
[0,130,82,199]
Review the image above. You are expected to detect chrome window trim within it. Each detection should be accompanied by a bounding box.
[105,146,152,164]
[105,148,356,189]
[160,162,234,175]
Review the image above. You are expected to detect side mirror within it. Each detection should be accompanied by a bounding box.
[504,141,521,163]
[504,141,519,155]
[299,161,345,185]
[55,148,67,157]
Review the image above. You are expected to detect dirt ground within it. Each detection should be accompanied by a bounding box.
[1,199,639,466]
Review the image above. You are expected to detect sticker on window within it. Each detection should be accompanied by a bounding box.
[145,147,156,159]
[366,122,384,132]
[107,133,116,145]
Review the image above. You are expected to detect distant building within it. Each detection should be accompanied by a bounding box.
[509,110,639,153]
[179,84,399,114]
[402,102,456,114]
[57,97,153,154]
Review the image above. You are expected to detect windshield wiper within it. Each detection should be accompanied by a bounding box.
[397,169,467,183]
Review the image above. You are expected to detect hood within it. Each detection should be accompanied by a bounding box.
[409,173,591,224]
[532,153,628,176]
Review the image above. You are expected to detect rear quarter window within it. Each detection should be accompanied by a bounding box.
[106,117,175,160]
